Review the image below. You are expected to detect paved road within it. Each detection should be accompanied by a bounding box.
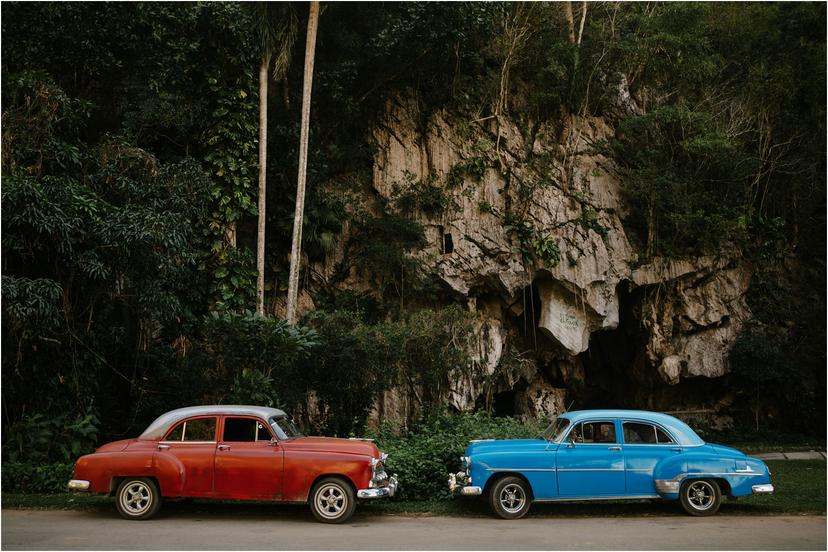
[2,509,825,550]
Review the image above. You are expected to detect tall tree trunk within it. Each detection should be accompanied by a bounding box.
[256,52,271,316]
[285,1,319,325]
[563,2,576,44]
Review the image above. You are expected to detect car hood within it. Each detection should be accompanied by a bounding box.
[281,436,380,457]
[466,438,549,456]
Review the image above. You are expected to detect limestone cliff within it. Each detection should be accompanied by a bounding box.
[310,95,752,428]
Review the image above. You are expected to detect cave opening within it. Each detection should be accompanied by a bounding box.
[442,232,454,254]
[510,281,544,345]
[492,390,517,417]
[576,280,643,409]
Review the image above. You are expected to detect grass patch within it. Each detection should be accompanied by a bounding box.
[705,431,825,454]
[3,460,823,518]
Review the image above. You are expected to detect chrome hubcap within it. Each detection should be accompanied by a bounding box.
[120,482,152,515]
[686,481,714,510]
[315,484,347,519]
[499,483,526,514]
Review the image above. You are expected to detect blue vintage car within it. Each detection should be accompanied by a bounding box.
[448,409,773,518]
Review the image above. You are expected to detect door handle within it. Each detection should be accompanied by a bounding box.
[671,447,683,452]
[217,444,231,451]
[157,444,169,450]
[608,446,622,451]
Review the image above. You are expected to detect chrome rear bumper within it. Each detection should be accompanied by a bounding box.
[357,475,398,499]
[67,479,90,491]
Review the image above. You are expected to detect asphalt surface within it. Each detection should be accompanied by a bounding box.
[2,509,825,550]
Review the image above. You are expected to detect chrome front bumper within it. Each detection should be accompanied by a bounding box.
[752,483,774,494]
[448,472,482,496]
[357,475,398,499]
[67,479,90,491]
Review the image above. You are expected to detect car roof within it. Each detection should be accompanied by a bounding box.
[140,405,287,440]
[558,409,705,445]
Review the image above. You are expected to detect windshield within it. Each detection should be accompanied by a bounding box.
[540,417,571,442]
[270,416,304,440]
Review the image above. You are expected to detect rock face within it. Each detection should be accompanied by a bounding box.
[634,257,752,384]
[316,94,753,424]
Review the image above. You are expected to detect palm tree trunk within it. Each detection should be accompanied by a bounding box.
[285,1,319,325]
[256,52,271,316]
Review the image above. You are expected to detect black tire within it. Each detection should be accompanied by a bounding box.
[309,477,356,524]
[115,477,162,520]
[489,476,531,519]
[680,478,721,516]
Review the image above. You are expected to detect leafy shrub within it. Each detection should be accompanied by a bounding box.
[369,411,547,501]
[4,411,99,464]
[302,306,476,436]
[392,174,451,217]
[1,463,75,494]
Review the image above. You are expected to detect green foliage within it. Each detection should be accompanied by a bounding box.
[227,368,281,409]
[1,464,75,494]
[202,73,258,231]
[209,247,257,313]
[0,1,823,449]
[447,157,487,188]
[369,411,547,501]
[346,215,429,310]
[530,234,561,268]
[579,207,608,237]
[504,214,560,268]
[302,306,476,436]
[392,173,450,217]
[613,105,754,257]
[4,411,99,464]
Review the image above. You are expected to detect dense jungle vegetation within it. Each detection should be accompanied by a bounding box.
[1,2,825,467]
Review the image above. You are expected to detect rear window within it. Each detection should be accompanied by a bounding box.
[624,422,657,443]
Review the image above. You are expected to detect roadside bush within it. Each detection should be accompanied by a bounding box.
[1,463,74,494]
[368,410,548,501]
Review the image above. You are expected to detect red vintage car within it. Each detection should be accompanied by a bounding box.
[68,405,397,523]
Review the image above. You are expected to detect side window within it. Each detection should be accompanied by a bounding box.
[183,418,216,441]
[165,421,185,441]
[624,422,657,444]
[571,421,616,443]
[164,417,216,442]
[222,418,274,442]
[656,427,674,444]
[223,418,257,442]
[256,421,273,441]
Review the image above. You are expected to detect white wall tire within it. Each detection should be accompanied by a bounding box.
[115,477,162,520]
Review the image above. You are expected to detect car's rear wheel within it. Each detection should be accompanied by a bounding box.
[115,477,162,520]
[680,478,721,516]
[309,477,356,524]
[489,476,531,519]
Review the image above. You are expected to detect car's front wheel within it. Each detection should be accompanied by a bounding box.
[489,476,531,519]
[309,477,356,524]
[680,478,721,516]
[115,477,162,520]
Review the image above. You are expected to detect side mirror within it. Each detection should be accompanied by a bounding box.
[268,438,279,447]
[566,437,576,448]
